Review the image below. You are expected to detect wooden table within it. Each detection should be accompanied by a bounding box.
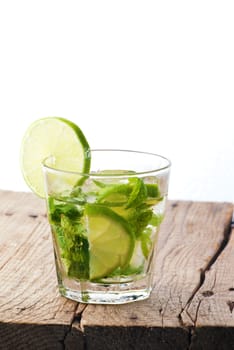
[0,190,233,349]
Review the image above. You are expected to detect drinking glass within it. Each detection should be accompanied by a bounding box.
[42,149,171,304]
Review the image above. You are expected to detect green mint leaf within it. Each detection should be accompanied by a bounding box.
[66,235,89,280]
[125,178,147,208]
[146,183,160,198]
[51,224,66,250]
[96,183,131,205]
[150,213,164,226]
[60,215,89,280]
[70,186,88,204]
[48,197,83,223]
[128,207,153,238]
[141,228,153,259]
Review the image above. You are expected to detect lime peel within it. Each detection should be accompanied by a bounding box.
[20,117,91,197]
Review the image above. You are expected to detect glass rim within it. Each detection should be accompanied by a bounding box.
[42,148,171,177]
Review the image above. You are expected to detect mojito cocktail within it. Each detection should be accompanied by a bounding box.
[43,150,170,304]
[20,117,171,304]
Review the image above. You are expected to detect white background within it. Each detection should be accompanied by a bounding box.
[0,1,234,202]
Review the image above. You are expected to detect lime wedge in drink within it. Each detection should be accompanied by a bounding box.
[85,204,135,280]
[20,117,91,197]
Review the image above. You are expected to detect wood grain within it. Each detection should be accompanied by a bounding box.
[80,200,233,349]
[0,190,233,349]
[182,224,234,350]
[0,191,80,349]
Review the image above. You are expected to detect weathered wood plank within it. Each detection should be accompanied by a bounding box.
[182,222,234,350]
[80,201,233,349]
[0,190,81,349]
[0,191,233,349]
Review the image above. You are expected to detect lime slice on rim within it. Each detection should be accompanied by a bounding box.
[20,117,91,197]
[85,204,135,281]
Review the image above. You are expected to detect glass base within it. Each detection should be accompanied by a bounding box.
[58,275,152,304]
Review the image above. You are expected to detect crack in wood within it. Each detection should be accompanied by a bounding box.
[227,300,234,313]
[62,303,87,349]
[201,290,214,297]
[159,297,170,328]
[178,213,233,348]
[1,193,233,349]
[4,212,14,216]
[193,299,202,327]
